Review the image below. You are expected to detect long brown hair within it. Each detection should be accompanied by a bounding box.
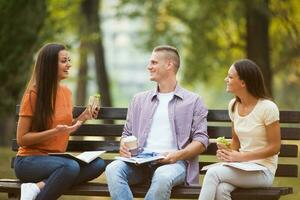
[231,59,270,112]
[25,43,66,131]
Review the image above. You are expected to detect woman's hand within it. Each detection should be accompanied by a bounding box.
[87,105,100,119]
[79,106,100,121]
[217,148,244,162]
[56,120,82,134]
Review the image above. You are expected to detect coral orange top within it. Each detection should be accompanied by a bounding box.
[17,85,73,156]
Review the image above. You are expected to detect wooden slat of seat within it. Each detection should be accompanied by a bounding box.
[231,187,293,200]
[10,156,298,178]
[102,160,299,178]
[103,160,298,177]
[66,183,110,196]
[0,179,292,199]
[102,160,298,177]
[129,184,203,199]
[0,179,21,194]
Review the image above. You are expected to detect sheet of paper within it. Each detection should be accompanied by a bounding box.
[49,151,105,164]
[76,151,106,163]
[115,155,165,165]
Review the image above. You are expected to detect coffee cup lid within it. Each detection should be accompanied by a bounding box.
[123,135,137,142]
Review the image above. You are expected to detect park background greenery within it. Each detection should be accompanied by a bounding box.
[1,0,300,199]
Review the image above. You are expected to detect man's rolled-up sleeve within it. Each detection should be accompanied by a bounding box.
[191,97,209,149]
[122,96,136,138]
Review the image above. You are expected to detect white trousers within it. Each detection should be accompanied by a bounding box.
[198,165,274,200]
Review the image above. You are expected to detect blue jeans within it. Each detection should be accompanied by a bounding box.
[14,155,106,200]
[105,160,186,200]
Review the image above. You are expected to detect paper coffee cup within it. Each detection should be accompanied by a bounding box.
[123,136,138,156]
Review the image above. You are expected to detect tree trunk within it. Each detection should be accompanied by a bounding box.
[81,0,112,107]
[76,41,89,106]
[245,0,272,96]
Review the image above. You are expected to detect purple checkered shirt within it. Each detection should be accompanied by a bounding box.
[122,84,209,185]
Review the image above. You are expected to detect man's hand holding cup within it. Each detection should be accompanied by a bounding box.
[120,136,138,158]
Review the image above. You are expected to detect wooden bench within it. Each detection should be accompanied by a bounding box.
[0,106,298,199]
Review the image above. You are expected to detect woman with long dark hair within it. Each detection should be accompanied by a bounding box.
[199,59,281,200]
[14,43,106,200]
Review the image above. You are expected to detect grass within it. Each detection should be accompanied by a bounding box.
[1,147,299,199]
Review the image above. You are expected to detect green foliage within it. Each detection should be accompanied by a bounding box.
[117,0,245,89]
[117,0,300,108]
[40,0,82,46]
[269,0,300,108]
[0,0,47,116]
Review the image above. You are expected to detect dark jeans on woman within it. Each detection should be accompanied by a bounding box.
[14,155,106,200]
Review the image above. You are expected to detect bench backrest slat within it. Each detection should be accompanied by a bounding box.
[16,106,129,121]
[207,127,300,140]
[75,124,124,136]
[74,126,300,140]
[206,109,300,123]
[16,106,300,122]
[12,140,298,157]
[73,107,128,120]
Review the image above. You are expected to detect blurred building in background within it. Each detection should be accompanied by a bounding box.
[86,0,153,107]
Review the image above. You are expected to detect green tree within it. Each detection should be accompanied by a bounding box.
[46,0,112,107]
[117,0,300,106]
[0,0,47,145]
[245,0,271,94]
[80,0,112,107]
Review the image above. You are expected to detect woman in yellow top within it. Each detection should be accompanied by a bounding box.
[14,43,106,200]
[199,59,281,200]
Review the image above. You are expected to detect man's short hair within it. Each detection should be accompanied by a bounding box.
[153,45,180,71]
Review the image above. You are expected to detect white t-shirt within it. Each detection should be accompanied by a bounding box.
[228,98,280,175]
[144,92,178,153]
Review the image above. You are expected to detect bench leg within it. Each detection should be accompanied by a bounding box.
[8,193,20,200]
